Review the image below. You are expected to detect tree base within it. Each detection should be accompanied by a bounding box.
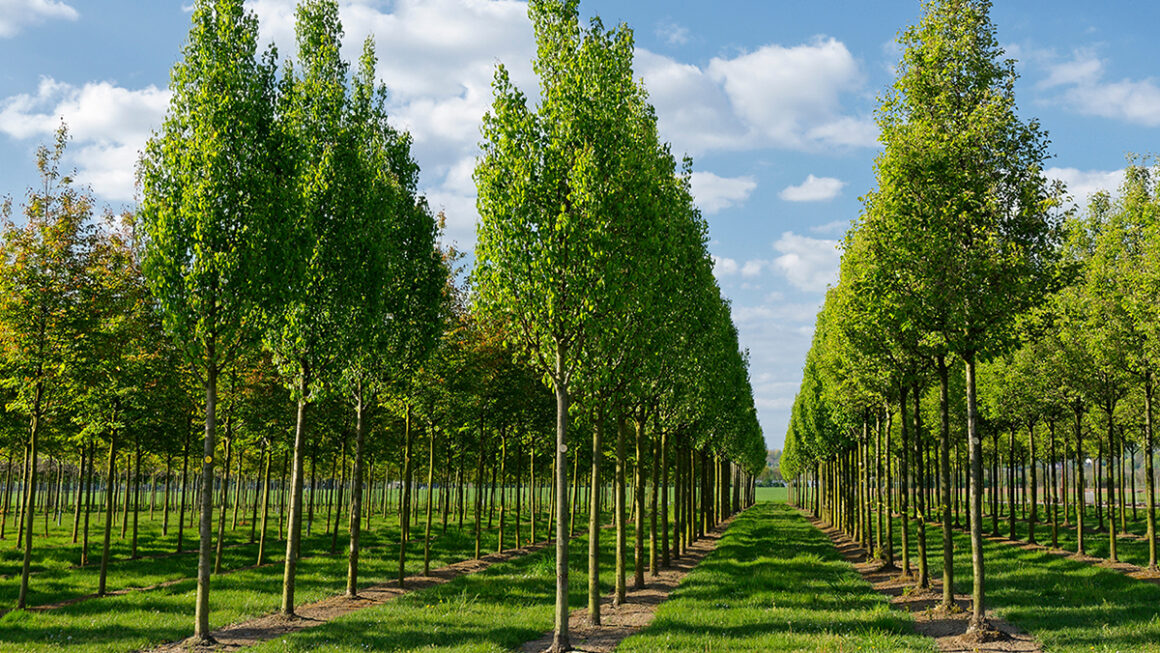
[961,619,1005,644]
[183,634,218,649]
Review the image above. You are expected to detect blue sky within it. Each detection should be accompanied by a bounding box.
[2,1,1157,450]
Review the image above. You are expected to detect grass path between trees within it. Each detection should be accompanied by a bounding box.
[616,502,934,652]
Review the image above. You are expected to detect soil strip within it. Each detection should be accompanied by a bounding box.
[806,513,1043,653]
[519,516,735,653]
[147,539,553,652]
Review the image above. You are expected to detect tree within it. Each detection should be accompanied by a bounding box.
[869,0,1060,631]
[0,124,96,610]
[474,1,647,648]
[138,0,282,640]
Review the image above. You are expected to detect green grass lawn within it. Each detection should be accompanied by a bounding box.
[754,486,787,503]
[873,509,1160,653]
[0,505,558,653]
[245,527,630,653]
[617,503,934,653]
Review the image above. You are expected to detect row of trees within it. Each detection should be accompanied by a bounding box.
[1,0,765,650]
[474,1,764,649]
[782,0,1065,638]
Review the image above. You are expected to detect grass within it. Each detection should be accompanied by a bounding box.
[754,486,788,503]
[873,508,1160,653]
[0,504,559,653]
[617,502,934,653]
[244,527,629,653]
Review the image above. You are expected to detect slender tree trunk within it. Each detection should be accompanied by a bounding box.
[17,380,43,610]
[936,357,954,608]
[280,369,310,617]
[1147,373,1157,569]
[347,387,369,597]
[72,445,86,543]
[614,412,627,606]
[399,404,413,585]
[1107,406,1118,562]
[474,421,484,560]
[550,352,571,653]
[214,433,231,573]
[98,429,117,597]
[498,428,507,552]
[423,423,436,576]
[193,355,219,642]
[1075,405,1086,555]
[964,355,989,632]
[649,430,659,576]
[661,428,670,568]
[1028,421,1038,546]
[132,440,141,560]
[913,382,928,589]
[588,411,603,624]
[899,387,911,581]
[633,412,646,590]
[257,443,272,566]
[82,442,93,566]
[178,426,190,554]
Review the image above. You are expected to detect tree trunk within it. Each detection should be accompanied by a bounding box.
[178,426,190,554]
[913,382,928,589]
[17,380,43,610]
[98,430,117,598]
[280,369,310,617]
[194,357,219,642]
[588,411,603,625]
[899,386,911,581]
[423,423,436,576]
[614,412,627,606]
[214,432,231,573]
[1075,405,1086,555]
[633,412,646,590]
[964,354,989,633]
[1147,373,1157,569]
[399,404,413,585]
[257,443,272,565]
[347,387,369,597]
[550,351,571,653]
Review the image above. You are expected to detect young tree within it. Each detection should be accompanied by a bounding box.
[474,1,646,648]
[870,0,1060,631]
[0,125,96,610]
[138,0,282,640]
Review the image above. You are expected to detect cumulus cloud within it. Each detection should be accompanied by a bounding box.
[770,231,840,292]
[689,171,756,214]
[635,37,878,156]
[1040,49,1160,127]
[0,77,170,201]
[1045,166,1126,206]
[0,0,77,38]
[809,219,850,236]
[779,174,845,202]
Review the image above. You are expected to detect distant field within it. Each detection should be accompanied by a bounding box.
[755,486,787,503]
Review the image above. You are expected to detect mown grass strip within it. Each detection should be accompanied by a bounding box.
[617,502,934,653]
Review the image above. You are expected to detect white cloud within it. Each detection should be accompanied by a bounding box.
[1040,50,1160,127]
[0,77,170,201]
[635,37,877,156]
[740,260,767,278]
[1045,166,1125,206]
[689,171,756,214]
[770,231,840,292]
[779,174,845,202]
[656,20,690,46]
[0,0,77,38]
[711,255,739,278]
[706,37,877,150]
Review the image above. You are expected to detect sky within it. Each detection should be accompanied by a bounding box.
[1,0,1157,451]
